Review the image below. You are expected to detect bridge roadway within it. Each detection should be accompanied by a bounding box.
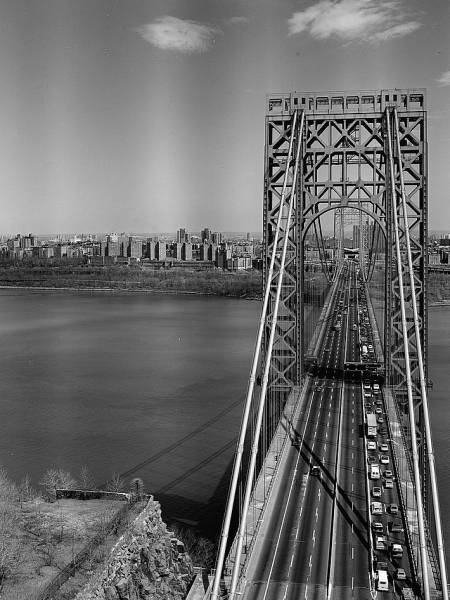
[237,261,415,599]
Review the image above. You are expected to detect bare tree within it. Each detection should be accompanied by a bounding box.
[105,473,124,493]
[79,465,96,490]
[18,474,37,506]
[40,468,77,501]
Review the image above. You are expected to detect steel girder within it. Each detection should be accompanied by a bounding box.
[263,113,302,427]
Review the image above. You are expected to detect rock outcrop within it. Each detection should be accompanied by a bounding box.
[75,496,194,600]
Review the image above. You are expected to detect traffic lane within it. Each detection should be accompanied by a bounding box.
[247,378,337,597]
[334,384,370,592]
[267,387,336,585]
[246,384,325,593]
[287,380,341,587]
[307,385,342,586]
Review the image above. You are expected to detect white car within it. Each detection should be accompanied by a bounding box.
[379,443,389,452]
[380,455,390,465]
[367,441,377,451]
[371,501,383,515]
[384,479,394,489]
[372,486,382,498]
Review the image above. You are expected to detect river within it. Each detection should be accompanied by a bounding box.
[0,290,447,552]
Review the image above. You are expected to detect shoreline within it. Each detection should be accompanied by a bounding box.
[0,284,262,301]
[0,284,448,306]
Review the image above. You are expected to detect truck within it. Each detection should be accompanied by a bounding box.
[370,464,380,480]
[366,413,377,438]
[377,569,389,591]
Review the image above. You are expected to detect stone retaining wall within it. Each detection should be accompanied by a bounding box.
[75,496,194,600]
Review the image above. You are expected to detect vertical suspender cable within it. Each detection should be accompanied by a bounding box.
[210,110,301,600]
[228,111,304,600]
[386,109,430,600]
[394,109,448,599]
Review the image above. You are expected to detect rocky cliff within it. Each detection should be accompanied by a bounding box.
[75,496,194,600]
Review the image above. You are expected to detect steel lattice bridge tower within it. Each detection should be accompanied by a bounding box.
[208,90,448,600]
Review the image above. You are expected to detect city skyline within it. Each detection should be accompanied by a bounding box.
[0,1,449,232]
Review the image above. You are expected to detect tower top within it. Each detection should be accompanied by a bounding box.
[266,88,426,115]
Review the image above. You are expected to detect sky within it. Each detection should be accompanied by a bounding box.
[0,0,449,234]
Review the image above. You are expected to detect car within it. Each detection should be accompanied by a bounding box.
[368,344,374,350]
[372,521,384,533]
[375,408,383,414]
[395,568,407,580]
[367,441,377,451]
[376,561,388,571]
[379,443,389,452]
[377,417,384,424]
[384,479,394,489]
[380,454,390,464]
[311,465,321,478]
[373,383,380,391]
[384,470,393,478]
[375,535,387,550]
[371,502,383,515]
[372,486,382,498]
[367,455,378,465]
[388,503,399,514]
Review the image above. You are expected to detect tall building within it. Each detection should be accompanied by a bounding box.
[146,240,157,260]
[177,228,188,243]
[156,241,166,260]
[173,243,183,259]
[128,237,142,259]
[182,243,192,260]
[212,232,222,245]
[201,228,211,242]
[106,241,120,257]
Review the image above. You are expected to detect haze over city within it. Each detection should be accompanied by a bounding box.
[0,0,449,234]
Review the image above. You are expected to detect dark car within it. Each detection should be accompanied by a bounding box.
[310,465,321,478]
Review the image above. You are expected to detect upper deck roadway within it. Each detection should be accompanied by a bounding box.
[238,261,415,600]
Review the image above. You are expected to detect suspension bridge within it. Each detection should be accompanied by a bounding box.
[203,89,447,600]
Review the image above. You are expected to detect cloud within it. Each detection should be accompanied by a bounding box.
[137,16,222,53]
[437,70,450,86]
[226,16,249,25]
[287,0,422,43]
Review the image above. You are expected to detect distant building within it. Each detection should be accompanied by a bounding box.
[106,241,120,257]
[173,243,183,259]
[177,228,189,244]
[212,232,222,245]
[182,243,192,260]
[208,244,217,261]
[128,237,142,259]
[146,240,157,260]
[201,228,211,243]
[54,244,69,259]
[156,241,166,260]
[217,247,232,269]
